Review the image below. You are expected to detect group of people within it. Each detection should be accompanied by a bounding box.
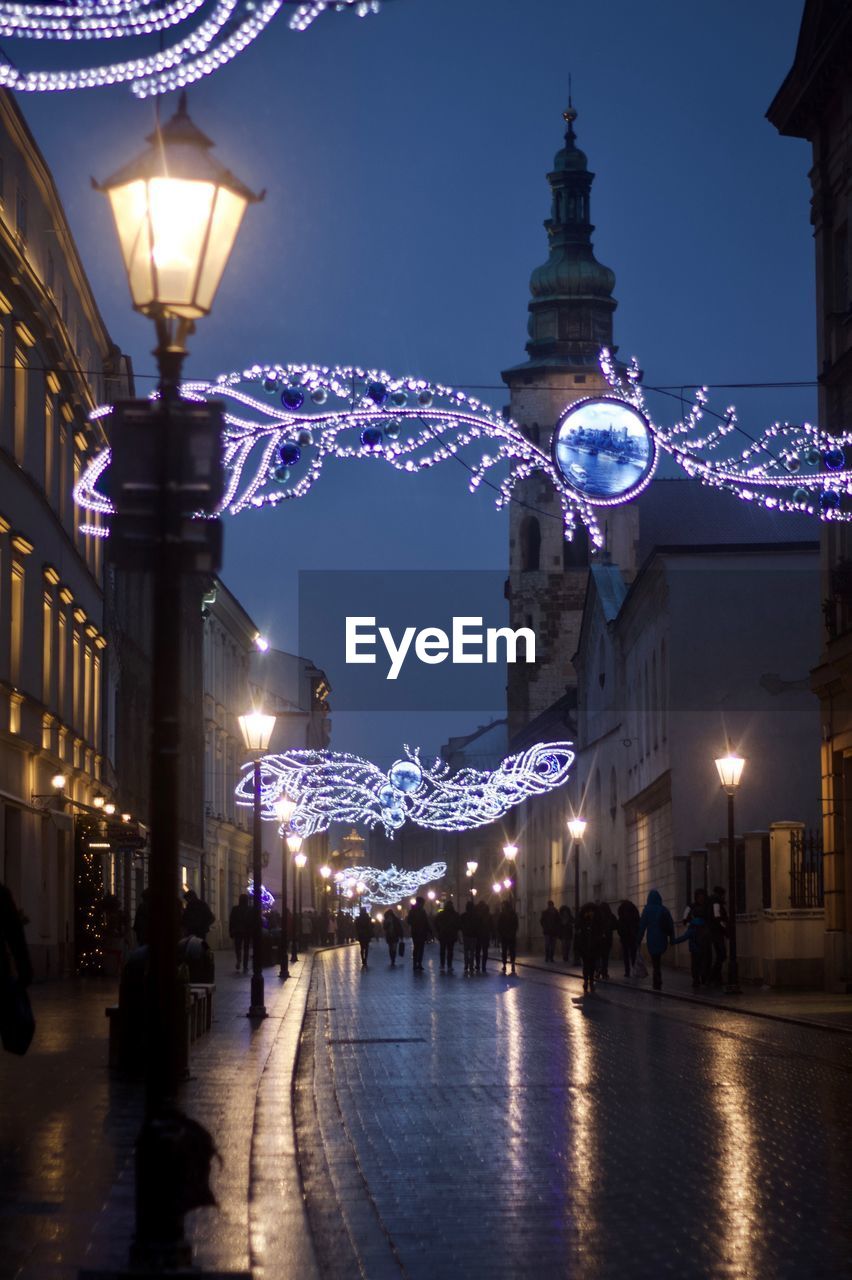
[355,896,520,975]
[540,886,730,994]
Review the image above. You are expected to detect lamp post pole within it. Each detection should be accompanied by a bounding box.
[289,835,303,963]
[567,818,586,967]
[714,752,745,996]
[249,756,266,1018]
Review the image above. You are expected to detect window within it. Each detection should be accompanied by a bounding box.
[42,592,52,705]
[520,516,541,571]
[14,350,27,464]
[15,186,27,242]
[83,644,92,743]
[58,425,68,524]
[10,562,24,685]
[93,653,101,752]
[42,713,53,751]
[9,693,22,735]
[44,395,54,498]
[72,630,80,731]
[58,611,67,720]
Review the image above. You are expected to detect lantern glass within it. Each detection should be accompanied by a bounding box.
[567,817,587,841]
[319,865,332,879]
[238,711,276,752]
[275,796,295,823]
[286,833,303,855]
[295,852,308,869]
[715,753,746,793]
[502,843,518,860]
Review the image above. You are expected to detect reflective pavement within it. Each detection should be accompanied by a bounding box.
[299,943,852,1280]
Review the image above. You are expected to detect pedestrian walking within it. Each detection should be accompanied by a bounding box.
[596,901,616,980]
[229,893,251,972]
[327,910,337,947]
[540,899,560,962]
[461,900,479,975]
[497,898,519,975]
[475,899,492,973]
[707,885,728,984]
[682,889,712,989]
[383,907,403,966]
[616,898,641,977]
[183,889,215,941]
[637,889,675,990]
[355,907,372,967]
[575,902,602,994]
[406,897,432,972]
[434,899,460,972]
[559,904,574,962]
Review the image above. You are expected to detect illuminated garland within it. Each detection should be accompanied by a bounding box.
[247,880,275,909]
[334,862,447,906]
[0,0,385,98]
[233,742,575,837]
[77,354,842,548]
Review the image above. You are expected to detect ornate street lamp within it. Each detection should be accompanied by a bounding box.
[287,833,303,962]
[275,797,295,979]
[239,711,276,1018]
[502,843,518,861]
[295,849,308,956]
[714,750,746,993]
[567,816,586,960]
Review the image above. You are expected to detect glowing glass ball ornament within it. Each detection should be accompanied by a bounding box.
[390,389,408,407]
[263,376,278,394]
[272,465,291,484]
[297,428,314,447]
[361,425,383,449]
[310,387,328,406]
[784,455,801,473]
[379,783,398,808]
[281,386,305,411]
[367,381,388,407]
[384,420,401,441]
[821,490,841,511]
[825,447,845,471]
[553,396,657,506]
[792,487,810,505]
[418,390,433,408]
[806,446,822,466]
[389,759,422,794]
[278,441,301,466]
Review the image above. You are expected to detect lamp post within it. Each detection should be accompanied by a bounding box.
[275,797,295,979]
[95,96,261,1271]
[288,834,303,962]
[238,711,276,1019]
[714,751,746,994]
[465,860,478,898]
[502,842,518,906]
[295,850,308,954]
[567,817,586,963]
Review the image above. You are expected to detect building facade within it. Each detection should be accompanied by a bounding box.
[0,91,131,977]
[768,0,852,988]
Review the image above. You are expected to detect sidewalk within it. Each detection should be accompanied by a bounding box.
[513,950,852,1032]
[1,948,319,1280]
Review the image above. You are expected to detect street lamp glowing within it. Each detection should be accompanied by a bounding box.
[238,710,276,753]
[319,864,331,879]
[502,843,518,860]
[466,860,478,876]
[567,817,587,842]
[492,882,502,895]
[51,773,67,791]
[715,752,746,795]
[104,802,116,815]
[427,890,436,901]
[294,851,308,869]
[286,833,303,855]
[503,877,513,891]
[274,796,295,824]
[95,95,262,325]
[93,793,106,809]
[356,881,366,895]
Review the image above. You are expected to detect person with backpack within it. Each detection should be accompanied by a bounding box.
[434,899,460,972]
[637,889,675,991]
[497,899,519,975]
[382,907,403,967]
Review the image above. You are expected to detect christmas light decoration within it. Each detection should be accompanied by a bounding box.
[332,862,447,907]
[0,0,386,98]
[234,741,575,838]
[76,353,840,550]
[246,879,275,909]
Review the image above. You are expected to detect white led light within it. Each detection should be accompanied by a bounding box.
[333,861,446,907]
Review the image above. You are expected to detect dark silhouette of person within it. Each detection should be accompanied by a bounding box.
[616,898,641,977]
[0,882,32,988]
[461,900,479,975]
[540,899,560,962]
[382,908,403,966]
[406,898,432,972]
[355,908,373,967]
[475,900,492,974]
[183,889,215,940]
[229,893,251,972]
[637,889,675,991]
[434,900,460,972]
[682,889,712,989]
[575,902,602,994]
[558,904,574,962]
[596,901,616,980]
[497,899,519,975]
[707,885,729,984]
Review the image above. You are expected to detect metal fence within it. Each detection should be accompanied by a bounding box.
[790,828,824,909]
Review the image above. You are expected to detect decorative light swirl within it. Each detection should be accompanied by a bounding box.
[0,0,385,98]
[233,742,576,838]
[333,862,447,907]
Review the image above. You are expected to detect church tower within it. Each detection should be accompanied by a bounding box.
[503,99,635,739]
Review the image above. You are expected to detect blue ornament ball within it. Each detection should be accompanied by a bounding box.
[263,376,278,394]
[272,465,291,485]
[418,389,433,408]
[361,425,383,449]
[784,455,801,473]
[384,420,401,441]
[821,490,841,511]
[791,487,809,505]
[296,428,314,447]
[278,441,302,466]
[281,386,305,411]
[390,389,408,407]
[310,386,328,405]
[805,446,822,466]
[379,783,398,808]
[367,381,389,407]
[825,447,845,471]
[389,759,422,794]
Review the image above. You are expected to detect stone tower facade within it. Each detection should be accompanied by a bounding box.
[503,102,636,739]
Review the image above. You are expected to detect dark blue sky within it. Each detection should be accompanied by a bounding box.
[21,0,815,761]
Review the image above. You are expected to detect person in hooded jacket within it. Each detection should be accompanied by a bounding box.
[475,900,492,973]
[382,908,403,966]
[616,898,641,977]
[406,897,432,972]
[460,900,479,975]
[681,889,712,989]
[355,907,373,967]
[497,899,519,974]
[575,902,602,993]
[637,889,675,990]
[434,900,460,972]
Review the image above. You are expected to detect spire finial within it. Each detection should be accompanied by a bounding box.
[562,76,577,136]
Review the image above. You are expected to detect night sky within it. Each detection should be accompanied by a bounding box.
[19,0,816,762]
